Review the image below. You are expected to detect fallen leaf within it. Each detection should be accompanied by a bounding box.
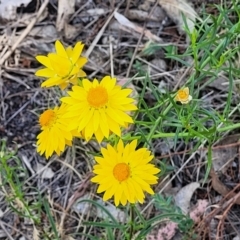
[56,0,75,32]
[41,167,55,179]
[72,193,126,222]
[33,226,40,240]
[174,182,200,214]
[86,8,106,16]
[233,236,240,240]
[114,11,135,29]
[210,168,240,205]
[64,23,81,40]
[96,199,126,223]
[114,11,163,42]
[210,168,231,197]
[36,163,55,179]
[72,193,92,216]
[127,7,166,22]
[158,0,198,42]
[29,25,58,39]
[212,135,239,173]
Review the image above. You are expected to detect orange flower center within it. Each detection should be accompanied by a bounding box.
[113,163,130,182]
[177,90,188,100]
[87,86,108,108]
[39,109,57,128]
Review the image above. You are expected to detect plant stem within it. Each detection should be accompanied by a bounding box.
[150,122,240,139]
[144,103,173,146]
[128,204,134,240]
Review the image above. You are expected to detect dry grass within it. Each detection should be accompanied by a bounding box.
[0,0,240,239]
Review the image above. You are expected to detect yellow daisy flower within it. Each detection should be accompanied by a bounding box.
[35,40,87,90]
[91,140,160,206]
[61,76,138,142]
[37,104,75,159]
[174,87,192,104]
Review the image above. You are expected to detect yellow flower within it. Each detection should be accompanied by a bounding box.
[61,76,138,142]
[174,87,192,104]
[91,140,160,206]
[35,40,87,89]
[37,104,74,159]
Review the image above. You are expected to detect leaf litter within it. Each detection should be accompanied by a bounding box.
[0,0,239,239]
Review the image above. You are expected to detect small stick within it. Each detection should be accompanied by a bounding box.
[0,0,49,66]
[85,0,124,58]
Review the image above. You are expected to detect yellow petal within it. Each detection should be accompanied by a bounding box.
[41,77,63,88]
[76,57,88,68]
[35,68,55,77]
[55,40,68,58]
[71,42,84,64]
[36,56,52,69]
[100,76,116,92]
[82,79,92,91]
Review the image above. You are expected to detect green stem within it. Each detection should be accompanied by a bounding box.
[128,204,134,240]
[144,103,173,146]
[217,122,240,132]
[201,21,240,69]
[148,122,240,139]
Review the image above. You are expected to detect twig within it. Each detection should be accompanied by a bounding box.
[85,0,124,58]
[4,100,30,126]
[109,35,114,77]
[125,0,159,78]
[0,0,49,66]
[202,185,240,226]
[0,220,32,240]
[173,64,194,91]
[85,10,116,58]
[216,198,233,239]
[58,173,93,236]
[0,221,14,240]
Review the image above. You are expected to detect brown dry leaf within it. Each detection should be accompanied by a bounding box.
[174,182,200,214]
[64,23,81,40]
[211,168,231,196]
[114,11,163,42]
[212,135,239,173]
[127,7,166,22]
[210,168,240,205]
[33,226,40,240]
[56,0,75,32]
[29,25,58,39]
[158,0,198,38]
[127,10,151,21]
